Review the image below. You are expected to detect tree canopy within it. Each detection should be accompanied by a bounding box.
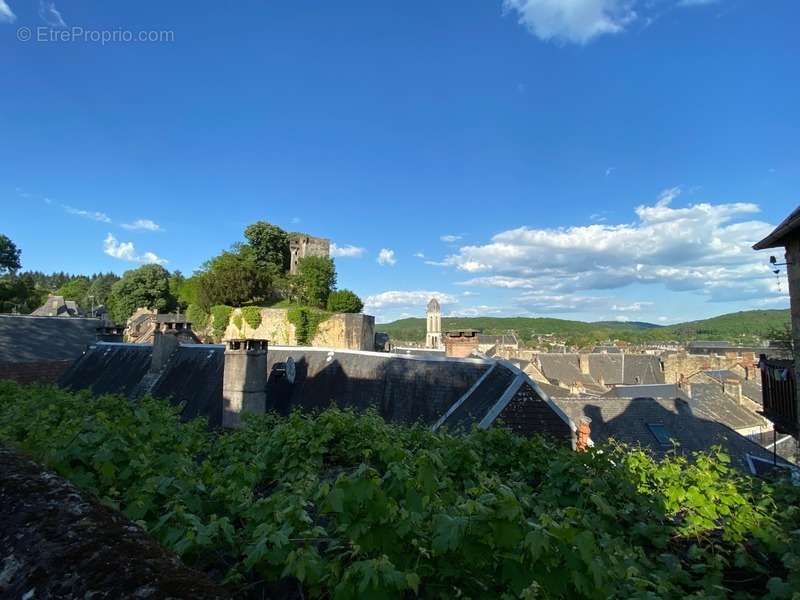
[107,264,177,323]
[244,221,290,273]
[0,234,21,276]
[197,248,270,309]
[327,289,363,313]
[294,256,336,309]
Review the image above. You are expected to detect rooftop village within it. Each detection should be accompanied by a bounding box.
[2,211,800,598]
[1,227,797,475]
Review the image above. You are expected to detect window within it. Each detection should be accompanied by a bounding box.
[647,423,673,447]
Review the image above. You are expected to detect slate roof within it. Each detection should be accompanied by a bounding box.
[266,347,490,425]
[537,353,664,387]
[59,343,153,398]
[434,363,518,431]
[434,361,574,439]
[605,384,684,399]
[0,315,102,363]
[753,205,800,249]
[537,354,597,386]
[59,343,574,439]
[393,347,446,358]
[688,383,766,430]
[478,334,519,347]
[742,379,763,404]
[554,397,782,473]
[30,296,83,317]
[704,369,742,382]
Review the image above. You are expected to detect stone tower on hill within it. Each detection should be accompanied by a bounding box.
[289,234,330,275]
[426,297,442,349]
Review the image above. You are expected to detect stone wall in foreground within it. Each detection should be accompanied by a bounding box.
[0,445,229,599]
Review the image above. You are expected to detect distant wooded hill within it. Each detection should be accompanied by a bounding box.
[376,309,790,346]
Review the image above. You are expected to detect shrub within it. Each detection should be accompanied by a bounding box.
[241,306,263,330]
[185,303,209,329]
[287,307,330,345]
[210,305,234,341]
[327,289,363,313]
[1,382,799,599]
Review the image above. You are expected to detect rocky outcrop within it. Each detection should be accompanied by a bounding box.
[0,446,230,599]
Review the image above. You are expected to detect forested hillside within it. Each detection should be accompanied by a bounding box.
[378,309,790,346]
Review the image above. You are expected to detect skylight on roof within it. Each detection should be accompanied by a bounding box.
[647,423,674,447]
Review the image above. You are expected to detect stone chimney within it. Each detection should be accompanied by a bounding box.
[444,329,480,358]
[723,378,743,405]
[576,416,591,452]
[578,354,590,375]
[222,339,268,428]
[150,328,179,373]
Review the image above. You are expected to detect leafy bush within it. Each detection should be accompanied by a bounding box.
[1,382,798,599]
[294,256,336,309]
[185,303,209,329]
[210,305,234,341]
[287,307,330,345]
[232,312,243,333]
[327,289,363,313]
[241,306,263,330]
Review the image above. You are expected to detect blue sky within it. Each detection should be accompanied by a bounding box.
[1,0,796,323]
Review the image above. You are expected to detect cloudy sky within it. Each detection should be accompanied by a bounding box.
[2,1,796,323]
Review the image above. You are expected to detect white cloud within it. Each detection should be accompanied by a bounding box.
[0,0,16,23]
[103,233,167,265]
[330,243,366,258]
[121,218,162,232]
[447,194,780,305]
[39,0,66,26]
[440,234,462,243]
[447,305,505,317]
[614,315,631,322]
[365,290,458,321]
[611,302,651,312]
[502,1,723,44]
[413,252,426,259]
[656,185,682,206]
[503,0,637,44]
[377,248,397,266]
[64,205,112,223]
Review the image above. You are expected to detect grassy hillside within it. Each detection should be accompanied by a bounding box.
[377,309,790,346]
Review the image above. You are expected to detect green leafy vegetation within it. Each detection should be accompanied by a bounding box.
[327,289,363,313]
[210,305,234,341]
[107,264,177,323]
[0,234,21,276]
[379,310,791,347]
[287,306,331,345]
[241,306,263,330]
[293,256,336,309]
[185,303,209,329]
[0,382,798,599]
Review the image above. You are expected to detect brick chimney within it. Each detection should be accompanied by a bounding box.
[150,328,179,373]
[578,354,590,375]
[723,378,743,405]
[222,339,268,428]
[576,416,591,452]
[444,329,480,358]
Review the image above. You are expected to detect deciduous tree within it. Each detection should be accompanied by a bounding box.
[107,264,177,323]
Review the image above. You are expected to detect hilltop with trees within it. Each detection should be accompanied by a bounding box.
[0,223,364,329]
[378,309,791,347]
